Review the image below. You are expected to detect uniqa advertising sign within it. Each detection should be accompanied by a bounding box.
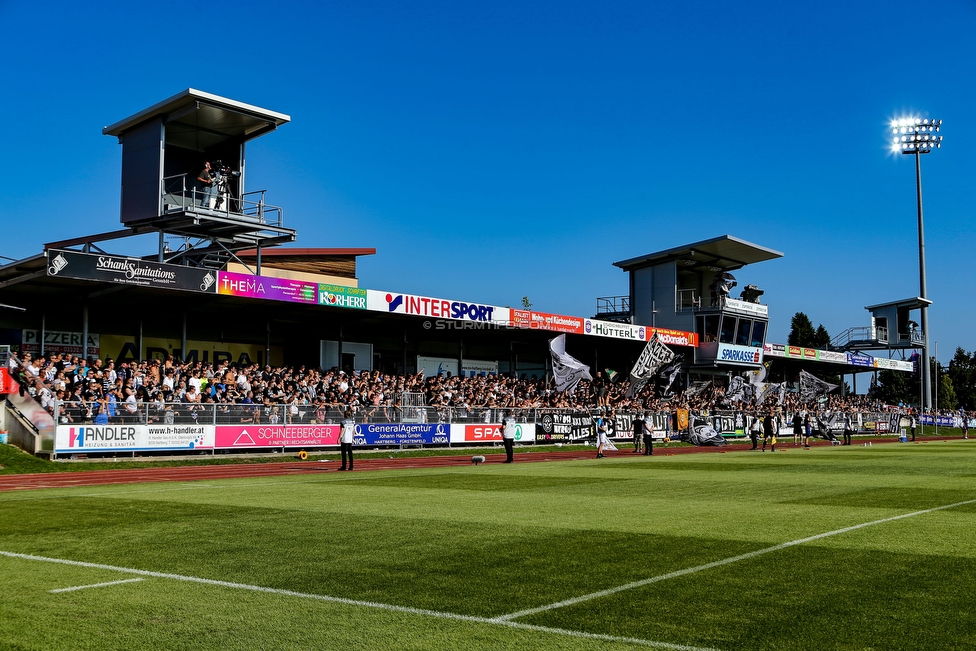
[354,423,451,445]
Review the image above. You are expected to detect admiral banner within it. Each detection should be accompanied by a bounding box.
[47,249,217,293]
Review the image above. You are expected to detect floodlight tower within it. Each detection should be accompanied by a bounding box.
[891,117,943,412]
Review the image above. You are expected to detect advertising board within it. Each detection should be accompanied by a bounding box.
[367,290,510,324]
[417,356,498,378]
[583,319,646,342]
[763,343,786,358]
[715,343,763,365]
[21,330,99,357]
[318,284,368,310]
[99,334,282,367]
[848,352,874,367]
[514,310,585,334]
[456,423,536,443]
[648,327,698,347]
[55,424,213,453]
[723,298,769,317]
[218,271,318,304]
[214,424,339,448]
[47,249,217,293]
[818,350,848,364]
[353,423,451,446]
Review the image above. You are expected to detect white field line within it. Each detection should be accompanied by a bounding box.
[0,550,716,651]
[495,497,976,622]
[49,577,144,593]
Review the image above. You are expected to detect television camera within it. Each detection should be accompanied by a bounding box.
[210,160,241,210]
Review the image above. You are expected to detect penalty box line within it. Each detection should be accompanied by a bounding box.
[495,497,976,622]
[0,550,717,651]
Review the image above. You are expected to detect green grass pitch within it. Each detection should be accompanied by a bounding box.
[3,441,976,650]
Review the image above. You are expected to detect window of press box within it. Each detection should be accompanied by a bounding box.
[719,316,736,344]
[735,318,753,346]
[750,320,767,348]
[697,315,720,343]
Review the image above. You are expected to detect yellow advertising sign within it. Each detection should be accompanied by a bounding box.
[99,335,282,367]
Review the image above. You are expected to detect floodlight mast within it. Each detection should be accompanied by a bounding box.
[891,117,942,412]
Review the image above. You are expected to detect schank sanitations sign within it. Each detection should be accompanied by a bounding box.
[47,249,217,293]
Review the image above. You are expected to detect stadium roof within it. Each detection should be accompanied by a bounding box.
[613,235,783,272]
[236,248,376,279]
[864,297,932,311]
[102,89,290,148]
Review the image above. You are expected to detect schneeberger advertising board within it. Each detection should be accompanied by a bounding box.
[47,249,217,293]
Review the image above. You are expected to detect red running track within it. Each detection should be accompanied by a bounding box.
[0,437,952,492]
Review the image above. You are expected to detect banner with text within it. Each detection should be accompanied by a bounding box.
[55,424,213,453]
[218,271,318,304]
[47,249,217,293]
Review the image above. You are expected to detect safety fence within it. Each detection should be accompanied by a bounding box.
[49,400,939,459]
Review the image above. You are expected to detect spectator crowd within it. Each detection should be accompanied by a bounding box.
[5,350,942,428]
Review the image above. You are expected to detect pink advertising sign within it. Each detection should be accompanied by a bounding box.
[215,424,341,448]
[217,271,318,304]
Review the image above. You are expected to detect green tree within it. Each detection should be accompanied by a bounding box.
[814,325,831,348]
[937,372,957,410]
[947,347,976,410]
[521,296,532,309]
[874,368,917,406]
[788,313,817,347]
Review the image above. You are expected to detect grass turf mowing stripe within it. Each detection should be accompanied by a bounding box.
[495,496,976,622]
[0,550,718,651]
[48,577,144,593]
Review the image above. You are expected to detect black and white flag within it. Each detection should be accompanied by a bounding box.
[549,335,592,394]
[799,369,838,402]
[626,334,677,398]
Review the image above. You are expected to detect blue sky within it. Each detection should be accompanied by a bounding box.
[1,0,974,360]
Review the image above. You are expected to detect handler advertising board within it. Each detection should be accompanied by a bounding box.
[47,249,217,293]
[55,424,213,453]
[214,424,339,448]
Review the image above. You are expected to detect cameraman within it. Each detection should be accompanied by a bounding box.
[197,161,215,208]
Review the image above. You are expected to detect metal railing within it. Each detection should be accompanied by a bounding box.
[595,296,630,316]
[50,401,925,435]
[161,174,283,228]
[676,288,700,312]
